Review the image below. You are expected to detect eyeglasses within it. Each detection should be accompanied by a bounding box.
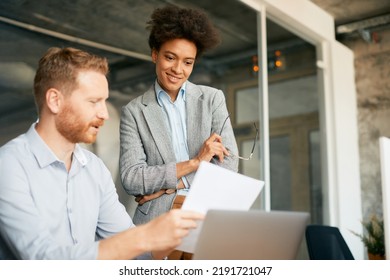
[219,114,259,161]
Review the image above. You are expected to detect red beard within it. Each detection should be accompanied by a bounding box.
[56,104,104,144]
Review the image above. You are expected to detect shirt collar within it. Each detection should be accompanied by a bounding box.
[73,144,88,166]
[155,80,187,107]
[26,122,88,169]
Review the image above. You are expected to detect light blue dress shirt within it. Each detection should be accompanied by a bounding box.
[0,123,144,259]
[156,81,190,194]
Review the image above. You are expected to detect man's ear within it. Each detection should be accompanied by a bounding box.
[46,88,62,114]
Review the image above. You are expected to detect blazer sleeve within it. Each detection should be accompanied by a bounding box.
[211,90,239,172]
[184,87,239,184]
[119,103,177,197]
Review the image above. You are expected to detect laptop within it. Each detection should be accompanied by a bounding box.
[192,209,310,260]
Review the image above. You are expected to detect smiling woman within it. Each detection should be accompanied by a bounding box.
[151,38,197,100]
[119,5,239,260]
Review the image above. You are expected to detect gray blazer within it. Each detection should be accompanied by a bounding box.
[119,81,239,225]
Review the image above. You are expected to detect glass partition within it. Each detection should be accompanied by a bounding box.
[226,5,322,223]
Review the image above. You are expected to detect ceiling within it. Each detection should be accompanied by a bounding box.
[0,0,389,142]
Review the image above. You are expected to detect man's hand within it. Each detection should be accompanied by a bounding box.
[143,209,204,257]
[97,209,204,260]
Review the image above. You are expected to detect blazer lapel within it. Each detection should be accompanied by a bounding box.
[142,88,176,163]
[186,82,204,158]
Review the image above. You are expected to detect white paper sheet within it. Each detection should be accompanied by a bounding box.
[177,161,264,253]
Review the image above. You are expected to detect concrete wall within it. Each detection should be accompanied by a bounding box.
[342,28,390,219]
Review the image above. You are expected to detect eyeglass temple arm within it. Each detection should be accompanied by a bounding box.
[250,123,259,154]
[219,113,232,135]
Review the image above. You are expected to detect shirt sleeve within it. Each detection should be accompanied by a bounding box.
[93,156,154,260]
[95,157,134,239]
[0,154,99,260]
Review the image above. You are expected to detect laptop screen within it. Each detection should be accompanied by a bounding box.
[192,209,310,260]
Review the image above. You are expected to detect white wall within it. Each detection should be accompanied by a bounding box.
[380,137,390,259]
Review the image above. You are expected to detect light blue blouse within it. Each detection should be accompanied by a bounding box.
[156,81,190,194]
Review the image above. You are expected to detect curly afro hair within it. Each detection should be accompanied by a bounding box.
[146,5,220,58]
